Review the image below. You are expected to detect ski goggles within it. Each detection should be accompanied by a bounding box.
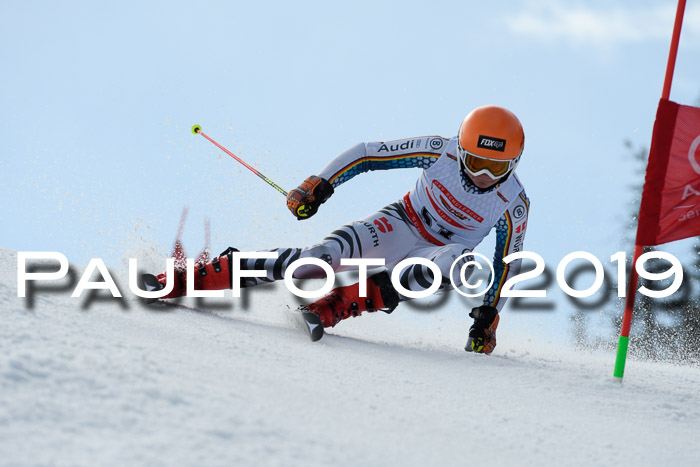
[456,141,520,180]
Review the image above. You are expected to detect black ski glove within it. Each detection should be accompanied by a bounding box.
[286,175,334,220]
[465,305,499,354]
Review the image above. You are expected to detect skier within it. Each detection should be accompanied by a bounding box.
[151,105,530,354]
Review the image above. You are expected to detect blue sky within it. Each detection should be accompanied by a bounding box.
[2,1,699,333]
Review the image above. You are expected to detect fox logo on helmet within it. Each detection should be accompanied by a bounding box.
[477,135,506,152]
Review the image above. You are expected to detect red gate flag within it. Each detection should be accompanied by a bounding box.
[636,98,700,246]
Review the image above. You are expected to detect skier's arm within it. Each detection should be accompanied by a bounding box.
[317,136,447,189]
[482,192,530,312]
[465,192,529,354]
[287,136,447,220]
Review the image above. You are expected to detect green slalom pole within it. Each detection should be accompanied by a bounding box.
[614,336,630,378]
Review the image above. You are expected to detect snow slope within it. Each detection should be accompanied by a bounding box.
[1,247,699,466]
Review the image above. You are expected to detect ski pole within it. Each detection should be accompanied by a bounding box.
[191,124,289,197]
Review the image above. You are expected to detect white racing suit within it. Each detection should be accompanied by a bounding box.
[242,136,530,312]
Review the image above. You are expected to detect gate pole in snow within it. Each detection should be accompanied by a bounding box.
[613,0,686,379]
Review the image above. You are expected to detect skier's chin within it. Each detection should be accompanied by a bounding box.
[468,173,499,189]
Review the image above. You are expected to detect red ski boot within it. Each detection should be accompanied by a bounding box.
[302,271,400,328]
[146,247,238,299]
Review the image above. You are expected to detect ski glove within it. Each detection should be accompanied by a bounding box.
[465,305,499,355]
[286,176,334,220]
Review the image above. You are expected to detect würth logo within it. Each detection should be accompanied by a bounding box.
[477,135,506,152]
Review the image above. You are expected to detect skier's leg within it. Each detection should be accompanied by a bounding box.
[301,269,401,328]
[389,244,475,300]
[299,202,469,327]
[155,202,421,299]
[298,243,474,328]
[238,206,420,287]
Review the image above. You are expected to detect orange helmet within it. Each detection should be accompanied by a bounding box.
[457,106,524,181]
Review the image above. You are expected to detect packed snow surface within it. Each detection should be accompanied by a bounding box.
[1,247,699,466]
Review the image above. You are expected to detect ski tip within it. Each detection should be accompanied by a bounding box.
[191,124,202,135]
[139,273,163,304]
[300,311,324,342]
[140,273,161,290]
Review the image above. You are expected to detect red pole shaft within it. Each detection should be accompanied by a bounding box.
[661,0,686,100]
[199,131,265,177]
[615,0,686,377]
[195,128,289,196]
[619,244,643,338]
[622,0,686,334]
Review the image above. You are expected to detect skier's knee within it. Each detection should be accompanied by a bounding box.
[293,245,339,279]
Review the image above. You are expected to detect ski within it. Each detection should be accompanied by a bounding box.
[296,309,325,342]
[139,273,167,304]
[142,208,326,341]
[140,272,325,341]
